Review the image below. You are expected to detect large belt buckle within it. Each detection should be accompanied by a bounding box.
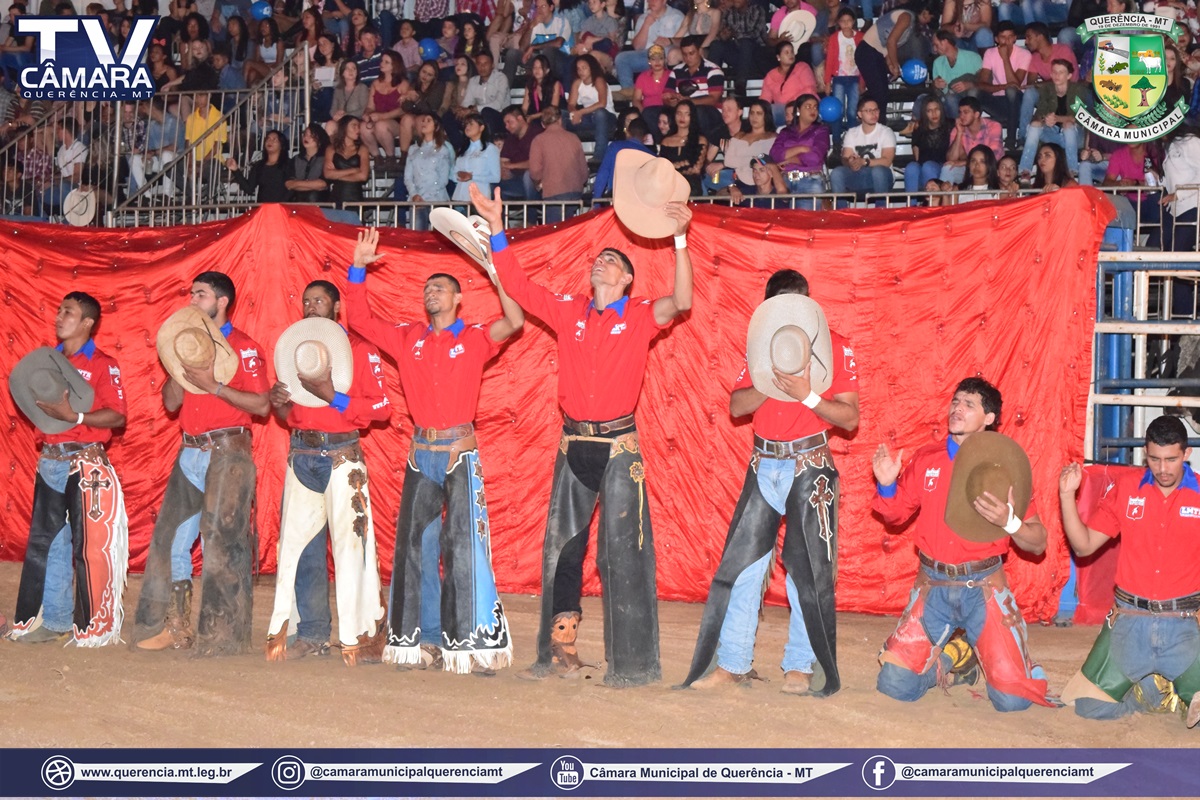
[944,561,962,579]
[298,431,322,448]
[1148,598,1167,613]
[427,427,439,441]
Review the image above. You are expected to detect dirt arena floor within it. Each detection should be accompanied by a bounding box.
[0,560,1194,753]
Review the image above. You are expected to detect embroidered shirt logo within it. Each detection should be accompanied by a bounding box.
[574,319,586,342]
[412,338,425,360]
[1127,496,1146,520]
[108,365,123,399]
[610,323,627,335]
[1181,506,1200,518]
[449,343,465,359]
[924,467,940,492]
[843,344,857,376]
[240,347,260,373]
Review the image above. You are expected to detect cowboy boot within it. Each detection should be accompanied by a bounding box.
[550,611,590,677]
[137,580,195,651]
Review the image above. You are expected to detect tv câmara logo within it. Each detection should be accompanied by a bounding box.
[15,15,157,101]
[1073,13,1190,142]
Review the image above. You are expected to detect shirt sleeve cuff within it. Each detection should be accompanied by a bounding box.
[330,392,350,413]
[347,266,367,284]
[876,482,897,498]
[490,231,508,253]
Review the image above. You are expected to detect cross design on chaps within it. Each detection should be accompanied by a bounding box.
[81,468,112,521]
[808,474,835,561]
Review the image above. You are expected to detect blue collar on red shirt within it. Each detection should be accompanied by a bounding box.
[56,338,95,359]
[589,296,628,318]
[220,321,233,337]
[946,436,960,460]
[427,318,465,338]
[1139,463,1200,493]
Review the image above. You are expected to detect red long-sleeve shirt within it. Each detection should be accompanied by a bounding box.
[285,331,391,432]
[41,339,126,446]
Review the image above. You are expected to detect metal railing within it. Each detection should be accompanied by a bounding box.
[1091,251,1200,464]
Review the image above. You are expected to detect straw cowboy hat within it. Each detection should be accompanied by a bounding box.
[779,9,818,46]
[9,347,96,434]
[745,294,833,402]
[62,187,96,226]
[273,317,354,408]
[156,306,238,394]
[943,431,1034,543]
[430,207,497,282]
[612,149,691,240]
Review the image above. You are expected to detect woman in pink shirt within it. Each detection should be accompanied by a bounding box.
[633,44,671,129]
[761,41,818,128]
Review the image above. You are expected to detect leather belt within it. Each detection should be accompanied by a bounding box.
[182,426,249,449]
[292,430,359,449]
[563,413,636,437]
[41,441,102,460]
[1114,587,1200,614]
[413,423,474,441]
[754,431,827,458]
[918,552,1002,579]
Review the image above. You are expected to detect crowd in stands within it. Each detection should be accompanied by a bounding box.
[0,0,1195,245]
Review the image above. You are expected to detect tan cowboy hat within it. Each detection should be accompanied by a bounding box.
[9,347,96,435]
[612,149,691,240]
[746,294,833,402]
[430,207,497,282]
[63,187,96,226]
[156,305,238,394]
[779,9,817,46]
[943,431,1034,543]
[273,317,354,408]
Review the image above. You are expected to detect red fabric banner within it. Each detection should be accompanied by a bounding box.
[0,190,1113,619]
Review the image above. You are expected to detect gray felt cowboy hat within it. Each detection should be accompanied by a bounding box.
[9,346,95,434]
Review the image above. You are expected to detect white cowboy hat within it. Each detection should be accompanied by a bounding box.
[612,149,691,240]
[943,431,1034,543]
[9,347,96,434]
[779,9,818,46]
[273,317,354,408]
[156,306,238,394]
[430,207,497,282]
[745,294,833,402]
[62,187,96,227]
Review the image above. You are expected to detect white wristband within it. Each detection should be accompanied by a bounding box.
[75,411,85,426]
[1002,503,1022,535]
[673,234,687,250]
[801,391,821,409]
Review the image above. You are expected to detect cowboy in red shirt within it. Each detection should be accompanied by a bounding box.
[131,271,270,656]
[10,292,128,647]
[682,270,859,696]
[345,228,525,675]
[1060,415,1200,727]
[872,377,1056,711]
[471,183,694,687]
[265,279,392,666]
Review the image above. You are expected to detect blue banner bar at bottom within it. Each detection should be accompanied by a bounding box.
[1,748,1194,797]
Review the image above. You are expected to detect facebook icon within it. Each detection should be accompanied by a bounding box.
[861,755,897,790]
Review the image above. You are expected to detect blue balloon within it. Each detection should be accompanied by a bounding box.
[250,0,272,19]
[901,58,928,86]
[818,95,843,123]
[419,37,441,61]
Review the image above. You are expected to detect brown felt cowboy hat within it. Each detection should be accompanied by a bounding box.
[430,207,497,282]
[612,149,691,240]
[9,347,96,435]
[273,317,354,408]
[944,431,1034,543]
[156,306,238,394]
[745,294,833,402]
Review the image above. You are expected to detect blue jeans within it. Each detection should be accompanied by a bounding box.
[876,565,1038,712]
[1018,86,1039,139]
[615,49,649,91]
[1075,601,1200,720]
[1022,0,1069,24]
[957,28,995,53]
[170,446,212,582]
[565,108,615,165]
[786,175,826,210]
[830,76,859,143]
[1078,159,1109,187]
[830,165,893,204]
[904,160,942,193]
[703,167,737,196]
[716,457,816,675]
[996,0,1025,26]
[543,191,583,224]
[1018,123,1080,175]
[37,457,75,633]
[288,451,339,645]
